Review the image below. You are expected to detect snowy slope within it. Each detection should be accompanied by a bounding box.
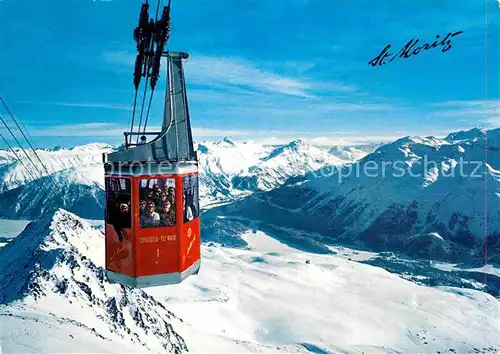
[197,138,273,204]
[0,209,187,353]
[328,142,383,162]
[199,139,345,206]
[0,165,104,219]
[218,128,500,264]
[0,143,112,192]
[233,139,345,191]
[445,127,487,143]
[0,150,15,168]
[150,230,498,353]
[0,139,348,219]
[328,145,368,162]
[0,144,109,219]
[1,210,498,353]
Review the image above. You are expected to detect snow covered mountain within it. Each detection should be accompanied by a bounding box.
[0,143,109,219]
[0,165,104,220]
[0,209,187,352]
[445,127,488,143]
[328,145,368,162]
[1,210,498,353]
[199,138,345,205]
[216,128,500,264]
[328,142,383,162]
[0,143,111,192]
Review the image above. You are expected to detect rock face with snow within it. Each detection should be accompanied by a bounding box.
[0,166,104,220]
[218,128,500,264]
[328,142,383,162]
[0,209,187,353]
[0,138,349,219]
[0,144,111,219]
[0,139,348,218]
[0,143,111,192]
[198,138,345,206]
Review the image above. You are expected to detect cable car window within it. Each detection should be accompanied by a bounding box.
[139,178,176,228]
[105,177,131,241]
[183,175,199,223]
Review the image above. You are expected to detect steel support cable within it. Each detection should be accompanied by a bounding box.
[1,94,38,145]
[0,94,62,201]
[142,90,155,134]
[136,70,151,143]
[0,126,37,182]
[0,96,61,191]
[128,89,139,146]
[155,0,161,20]
[0,96,52,176]
[142,0,172,135]
[0,96,59,194]
[0,126,60,204]
[0,113,44,179]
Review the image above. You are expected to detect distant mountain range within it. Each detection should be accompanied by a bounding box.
[0,138,356,218]
[212,127,499,264]
[0,128,498,265]
[0,130,499,352]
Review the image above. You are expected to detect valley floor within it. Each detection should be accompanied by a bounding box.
[146,231,500,354]
[0,219,31,247]
[0,220,498,353]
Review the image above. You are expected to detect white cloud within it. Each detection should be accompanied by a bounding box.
[28,123,126,137]
[192,127,251,136]
[184,55,357,98]
[17,101,133,111]
[429,99,500,128]
[5,121,489,148]
[430,100,500,108]
[102,51,355,98]
[20,122,396,145]
[25,123,251,138]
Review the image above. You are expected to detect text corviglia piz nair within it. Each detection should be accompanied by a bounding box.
[369,30,464,67]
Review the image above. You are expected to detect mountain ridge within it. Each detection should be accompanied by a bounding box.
[213,127,500,264]
[0,209,188,353]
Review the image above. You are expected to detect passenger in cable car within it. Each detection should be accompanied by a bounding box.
[183,196,194,222]
[145,188,158,204]
[156,192,168,212]
[139,199,147,216]
[167,193,175,205]
[160,201,176,226]
[141,201,161,227]
[113,201,131,241]
[153,184,162,197]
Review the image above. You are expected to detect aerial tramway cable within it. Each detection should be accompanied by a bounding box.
[136,69,152,143]
[141,90,155,135]
[0,122,38,182]
[129,0,172,142]
[129,1,151,145]
[128,89,139,146]
[135,0,160,142]
[143,2,171,134]
[0,95,61,191]
[0,112,45,179]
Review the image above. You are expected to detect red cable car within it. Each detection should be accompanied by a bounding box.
[102,3,200,288]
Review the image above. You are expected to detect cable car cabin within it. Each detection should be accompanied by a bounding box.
[103,164,200,288]
[103,51,200,288]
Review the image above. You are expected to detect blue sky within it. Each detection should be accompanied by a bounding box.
[0,0,498,148]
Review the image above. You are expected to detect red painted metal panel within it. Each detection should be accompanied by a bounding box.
[105,171,200,284]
